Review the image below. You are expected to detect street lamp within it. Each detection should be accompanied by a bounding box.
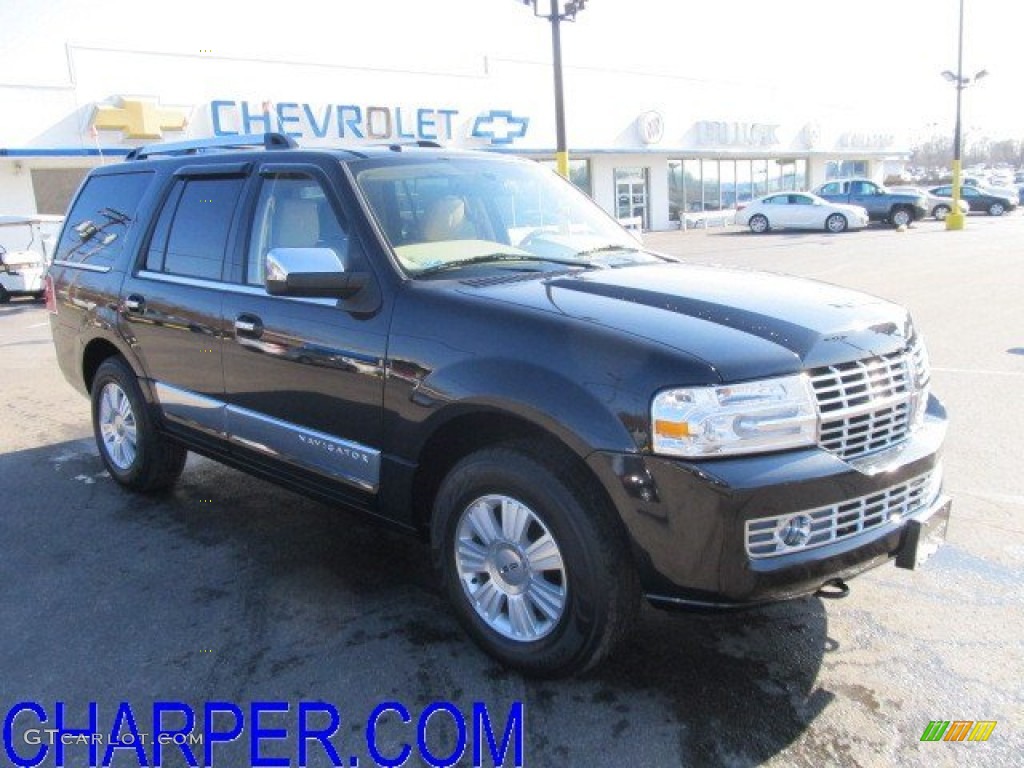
[942,0,988,231]
[519,0,588,178]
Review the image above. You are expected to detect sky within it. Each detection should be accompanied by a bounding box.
[3,0,1022,142]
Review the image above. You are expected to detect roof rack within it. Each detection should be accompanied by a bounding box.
[124,133,297,161]
[385,140,443,151]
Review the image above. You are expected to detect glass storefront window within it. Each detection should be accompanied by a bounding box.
[794,159,807,190]
[720,161,736,210]
[825,160,868,179]
[702,160,720,211]
[668,160,683,222]
[670,157,806,219]
[766,161,782,193]
[775,159,796,191]
[752,159,768,197]
[736,160,753,204]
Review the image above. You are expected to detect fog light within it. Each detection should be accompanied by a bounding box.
[776,514,813,548]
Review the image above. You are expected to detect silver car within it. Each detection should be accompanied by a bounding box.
[888,186,969,221]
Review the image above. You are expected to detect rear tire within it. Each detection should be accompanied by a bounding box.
[431,442,638,677]
[825,213,848,233]
[988,202,1005,216]
[748,214,769,234]
[932,204,951,220]
[0,286,9,304]
[91,357,187,492]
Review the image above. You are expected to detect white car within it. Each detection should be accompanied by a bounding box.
[889,186,969,220]
[736,192,869,234]
[0,215,62,302]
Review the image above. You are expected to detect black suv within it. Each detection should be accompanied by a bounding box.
[48,134,950,676]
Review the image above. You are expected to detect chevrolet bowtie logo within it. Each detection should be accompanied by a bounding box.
[471,110,529,145]
[91,98,189,140]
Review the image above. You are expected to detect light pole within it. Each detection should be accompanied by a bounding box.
[942,0,988,231]
[520,0,587,179]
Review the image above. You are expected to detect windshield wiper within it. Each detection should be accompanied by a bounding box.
[573,244,680,263]
[416,252,598,277]
[573,244,641,258]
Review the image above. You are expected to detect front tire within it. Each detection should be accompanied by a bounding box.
[0,285,10,304]
[431,442,638,677]
[748,214,769,234]
[890,207,913,227]
[988,202,1005,216]
[825,213,848,233]
[91,357,187,492]
[932,204,951,220]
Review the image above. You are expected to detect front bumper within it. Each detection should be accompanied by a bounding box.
[587,395,948,607]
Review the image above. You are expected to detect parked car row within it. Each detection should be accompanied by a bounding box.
[888,186,970,221]
[737,177,1018,234]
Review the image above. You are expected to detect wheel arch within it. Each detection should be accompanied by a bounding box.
[82,337,127,394]
[409,406,624,540]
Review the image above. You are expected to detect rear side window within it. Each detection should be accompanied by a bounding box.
[54,172,153,268]
[145,177,244,280]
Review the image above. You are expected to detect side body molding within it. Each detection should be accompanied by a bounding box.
[154,381,380,492]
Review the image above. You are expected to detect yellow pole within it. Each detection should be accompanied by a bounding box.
[946,158,965,230]
[945,0,966,231]
[556,150,570,179]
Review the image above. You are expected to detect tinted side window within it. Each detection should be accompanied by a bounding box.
[155,177,244,280]
[54,172,153,268]
[819,182,841,195]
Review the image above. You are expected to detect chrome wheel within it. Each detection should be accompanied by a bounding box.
[891,208,912,227]
[98,381,137,470]
[988,202,1005,216]
[455,494,567,641]
[933,205,950,220]
[749,214,769,234]
[825,213,847,233]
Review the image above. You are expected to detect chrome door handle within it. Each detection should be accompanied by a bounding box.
[124,295,145,313]
[234,314,264,339]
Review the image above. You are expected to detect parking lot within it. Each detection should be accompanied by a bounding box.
[1,213,1021,767]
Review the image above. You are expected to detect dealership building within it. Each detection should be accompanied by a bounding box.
[0,45,910,231]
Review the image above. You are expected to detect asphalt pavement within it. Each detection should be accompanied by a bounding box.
[0,213,1021,767]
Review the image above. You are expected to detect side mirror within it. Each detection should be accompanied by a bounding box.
[265,247,368,299]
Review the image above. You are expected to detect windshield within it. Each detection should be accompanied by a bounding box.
[351,156,647,276]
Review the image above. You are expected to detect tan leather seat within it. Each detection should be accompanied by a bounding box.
[421,195,477,241]
[273,199,320,248]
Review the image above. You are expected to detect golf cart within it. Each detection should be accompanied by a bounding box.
[0,214,63,303]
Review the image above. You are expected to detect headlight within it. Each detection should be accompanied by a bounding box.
[651,374,818,457]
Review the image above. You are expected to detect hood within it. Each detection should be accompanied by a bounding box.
[459,262,913,382]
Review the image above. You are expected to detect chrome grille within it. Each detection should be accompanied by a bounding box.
[746,471,935,558]
[809,341,927,460]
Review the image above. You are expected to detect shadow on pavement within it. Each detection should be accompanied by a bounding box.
[0,437,835,766]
